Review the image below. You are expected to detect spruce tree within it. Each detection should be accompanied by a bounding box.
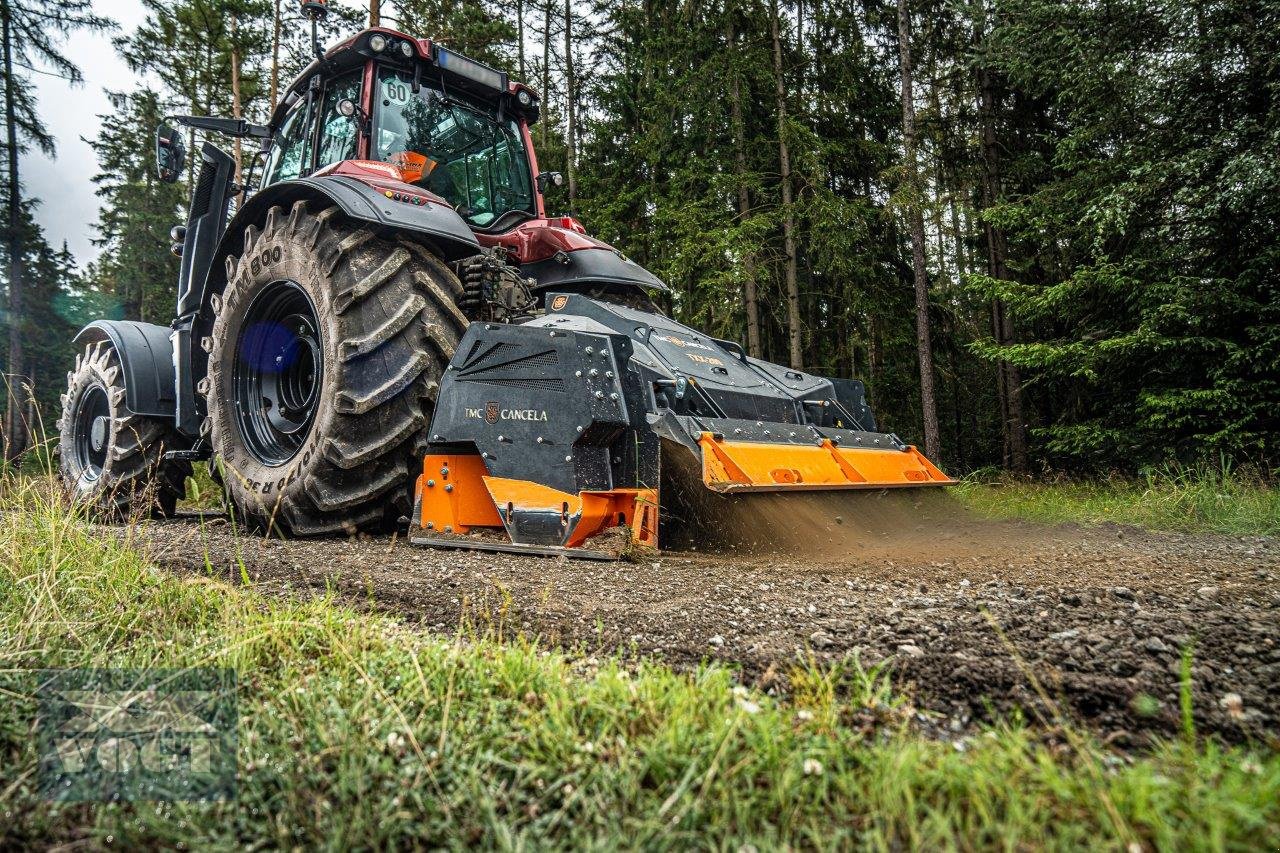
[90,89,185,324]
[0,0,111,458]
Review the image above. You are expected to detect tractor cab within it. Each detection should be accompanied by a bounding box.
[256,25,666,299]
[262,29,542,228]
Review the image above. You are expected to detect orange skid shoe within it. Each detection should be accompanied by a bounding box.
[412,453,658,559]
[698,433,954,492]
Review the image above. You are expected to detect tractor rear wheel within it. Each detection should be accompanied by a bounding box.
[202,201,467,535]
[58,341,190,517]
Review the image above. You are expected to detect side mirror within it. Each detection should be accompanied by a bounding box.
[156,124,185,183]
[536,171,564,194]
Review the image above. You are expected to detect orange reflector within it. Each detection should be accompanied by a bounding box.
[698,433,955,492]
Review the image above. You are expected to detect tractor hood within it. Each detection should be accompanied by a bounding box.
[479,218,670,295]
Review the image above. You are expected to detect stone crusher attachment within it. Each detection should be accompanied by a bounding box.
[410,293,954,559]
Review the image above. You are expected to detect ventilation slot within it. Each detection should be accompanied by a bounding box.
[190,159,216,218]
[469,376,565,391]
[468,344,559,372]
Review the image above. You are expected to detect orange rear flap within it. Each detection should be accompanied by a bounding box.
[698,433,954,492]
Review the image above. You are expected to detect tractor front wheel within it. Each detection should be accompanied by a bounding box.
[202,201,467,535]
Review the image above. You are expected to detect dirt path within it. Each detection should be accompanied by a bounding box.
[130,492,1278,746]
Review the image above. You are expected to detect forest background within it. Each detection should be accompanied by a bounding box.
[1,0,1275,476]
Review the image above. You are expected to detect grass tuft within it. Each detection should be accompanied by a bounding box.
[955,464,1279,536]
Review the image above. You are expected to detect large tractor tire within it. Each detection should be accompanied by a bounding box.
[58,341,190,517]
[202,201,466,535]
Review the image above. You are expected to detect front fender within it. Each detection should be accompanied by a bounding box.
[73,321,177,419]
[192,176,480,320]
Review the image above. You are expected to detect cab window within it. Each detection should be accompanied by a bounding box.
[263,98,316,186]
[315,72,362,170]
[372,67,534,227]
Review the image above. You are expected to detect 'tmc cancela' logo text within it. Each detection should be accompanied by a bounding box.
[467,402,549,424]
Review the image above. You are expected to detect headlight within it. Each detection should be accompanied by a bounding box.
[400,41,413,58]
[517,89,531,106]
[369,34,387,53]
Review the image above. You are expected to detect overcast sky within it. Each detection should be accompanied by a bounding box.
[26,0,366,270]
[26,2,147,266]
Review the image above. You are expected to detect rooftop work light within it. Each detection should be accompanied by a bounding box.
[435,47,507,92]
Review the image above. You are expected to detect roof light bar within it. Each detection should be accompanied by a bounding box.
[435,46,507,92]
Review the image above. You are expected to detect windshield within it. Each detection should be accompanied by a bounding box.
[373,67,534,227]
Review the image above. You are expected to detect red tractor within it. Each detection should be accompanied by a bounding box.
[59,8,950,556]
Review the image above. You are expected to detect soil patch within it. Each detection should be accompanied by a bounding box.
[127,494,1279,746]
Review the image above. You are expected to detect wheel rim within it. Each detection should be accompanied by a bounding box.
[72,383,111,480]
[232,280,323,466]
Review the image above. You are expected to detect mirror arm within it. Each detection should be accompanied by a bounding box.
[242,149,270,199]
[169,114,270,139]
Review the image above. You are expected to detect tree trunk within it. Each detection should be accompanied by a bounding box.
[868,313,882,401]
[541,1,551,152]
[516,0,526,80]
[269,0,282,111]
[369,0,380,28]
[563,0,577,205]
[1,1,26,460]
[795,0,804,94]
[727,7,761,358]
[975,11,1027,472]
[896,0,941,461]
[769,0,801,369]
[949,188,966,277]
[230,14,243,199]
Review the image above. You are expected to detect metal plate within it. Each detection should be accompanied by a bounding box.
[409,533,620,561]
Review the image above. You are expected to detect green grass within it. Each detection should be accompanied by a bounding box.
[954,466,1280,537]
[2,479,1277,849]
[180,461,223,511]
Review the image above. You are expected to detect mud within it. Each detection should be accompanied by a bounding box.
[127,493,1279,746]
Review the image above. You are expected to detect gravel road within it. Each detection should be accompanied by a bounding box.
[130,490,1279,746]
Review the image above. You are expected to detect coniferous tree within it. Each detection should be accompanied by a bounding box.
[390,0,515,67]
[967,0,1280,467]
[117,0,271,185]
[895,0,940,461]
[0,0,112,458]
[90,90,185,324]
[0,200,81,440]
